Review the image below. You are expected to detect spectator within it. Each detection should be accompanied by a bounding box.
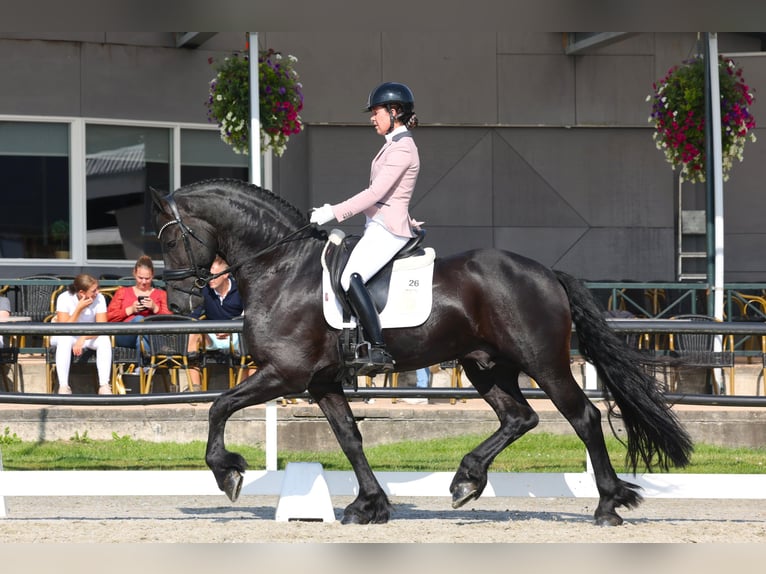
[107,255,170,351]
[0,295,10,348]
[187,256,246,389]
[402,367,430,404]
[51,274,112,395]
[416,367,431,389]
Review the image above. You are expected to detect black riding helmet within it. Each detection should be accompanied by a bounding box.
[364,82,415,134]
[364,81,415,112]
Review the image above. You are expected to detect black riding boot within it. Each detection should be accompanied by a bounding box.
[346,273,395,375]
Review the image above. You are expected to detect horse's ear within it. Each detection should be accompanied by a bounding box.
[149,186,170,214]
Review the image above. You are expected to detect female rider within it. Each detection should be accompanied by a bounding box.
[310,81,422,374]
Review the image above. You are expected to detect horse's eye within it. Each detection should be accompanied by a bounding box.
[166,239,177,249]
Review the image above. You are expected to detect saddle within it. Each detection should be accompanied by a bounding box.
[324,228,428,319]
[320,228,436,382]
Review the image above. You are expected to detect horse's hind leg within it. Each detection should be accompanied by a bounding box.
[450,360,540,508]
[310,382,393,524]
[534,365,642,526]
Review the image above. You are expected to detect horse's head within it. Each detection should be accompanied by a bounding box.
[151,187,217,314]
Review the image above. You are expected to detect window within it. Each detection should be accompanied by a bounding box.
[1,120,250,266]
[181,129,248,185]
[85,125,171,260]
[0,122,70,259]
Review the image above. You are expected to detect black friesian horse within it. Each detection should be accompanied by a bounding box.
[152,178,692,526]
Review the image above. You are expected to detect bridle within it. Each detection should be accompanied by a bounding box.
[157,193,222,296]
[157,191,315,300]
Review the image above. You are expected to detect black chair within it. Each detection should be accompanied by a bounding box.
[140,314,198,393]
[438,359,466,405]
[757,335,766,397]
[232,332,258,387]
[11,275,63,322]
[4,275,64,349]
[201,340,239,390]
[45,345,96,394]
[0,338,20,392]
[111,338,144,394]
[668,314,735,395]
[44,333,134,395]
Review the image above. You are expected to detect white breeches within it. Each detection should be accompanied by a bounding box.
[340,219,410,291]
[51,335,112,387]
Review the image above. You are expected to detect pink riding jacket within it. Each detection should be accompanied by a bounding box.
[331,131,422,238]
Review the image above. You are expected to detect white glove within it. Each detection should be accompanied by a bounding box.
[310,203,335,225]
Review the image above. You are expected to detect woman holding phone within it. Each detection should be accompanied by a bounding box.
[107,254,170,350]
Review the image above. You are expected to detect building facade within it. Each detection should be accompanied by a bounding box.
[1,32,764,281]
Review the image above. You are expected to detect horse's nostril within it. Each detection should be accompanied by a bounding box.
[170,304,180,313]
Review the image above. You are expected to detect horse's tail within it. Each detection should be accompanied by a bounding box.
[554,270,693,472]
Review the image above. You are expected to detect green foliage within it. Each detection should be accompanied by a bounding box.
[111,432,134,444]
[648,55,756,183]
[0,427,21,445]
[69,430,91,443]
[205,49,304,156]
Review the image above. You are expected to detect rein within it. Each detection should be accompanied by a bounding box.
[158,191,314,297]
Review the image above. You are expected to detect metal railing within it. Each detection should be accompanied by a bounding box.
[0,318,765,406]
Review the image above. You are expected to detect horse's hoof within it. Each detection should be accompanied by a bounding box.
[451,482,479,509]
[223,469,243,502]
[341,512,367,525]
[594,513,623,527]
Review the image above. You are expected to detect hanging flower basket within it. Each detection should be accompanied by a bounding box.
[206,49,304,156]
[647,56,756,183]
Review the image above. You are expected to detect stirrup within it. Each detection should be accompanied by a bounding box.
[349,341,395,376]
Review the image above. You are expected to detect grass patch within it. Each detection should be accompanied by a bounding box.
[1,431,764,473]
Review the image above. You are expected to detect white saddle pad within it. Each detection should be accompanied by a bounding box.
[321,229,435,330]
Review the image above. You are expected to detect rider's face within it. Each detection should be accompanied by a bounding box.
[370,106,391,136]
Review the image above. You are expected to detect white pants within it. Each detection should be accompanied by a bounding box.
[51,335,112,388]
[341,219,410,291]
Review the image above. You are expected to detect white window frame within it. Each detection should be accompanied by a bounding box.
[0,115,231,270]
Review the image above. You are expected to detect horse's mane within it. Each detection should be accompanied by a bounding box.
[174,178,308,228]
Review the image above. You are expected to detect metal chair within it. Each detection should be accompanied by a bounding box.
[668,314,735,395]
[758,336,766,397]
[140,314,198,393]
[0,337,20,392]
[11,275,63,322]
[439,360,466,405]
[362,371,399,403]
[111,338,144,394]
[201,340,238,390]
[232,332,258,387]
[4,275,63,349]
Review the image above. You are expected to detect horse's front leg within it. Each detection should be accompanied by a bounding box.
[206,364,302,502]
[310,382,393,524]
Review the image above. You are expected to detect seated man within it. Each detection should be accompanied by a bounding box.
[187,256,245,389]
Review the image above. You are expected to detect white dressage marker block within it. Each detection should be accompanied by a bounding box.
[275,462,335,522]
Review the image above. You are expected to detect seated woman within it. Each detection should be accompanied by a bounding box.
[107,254,170,351]
[51,274,112,395]
[0,295,10,348]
